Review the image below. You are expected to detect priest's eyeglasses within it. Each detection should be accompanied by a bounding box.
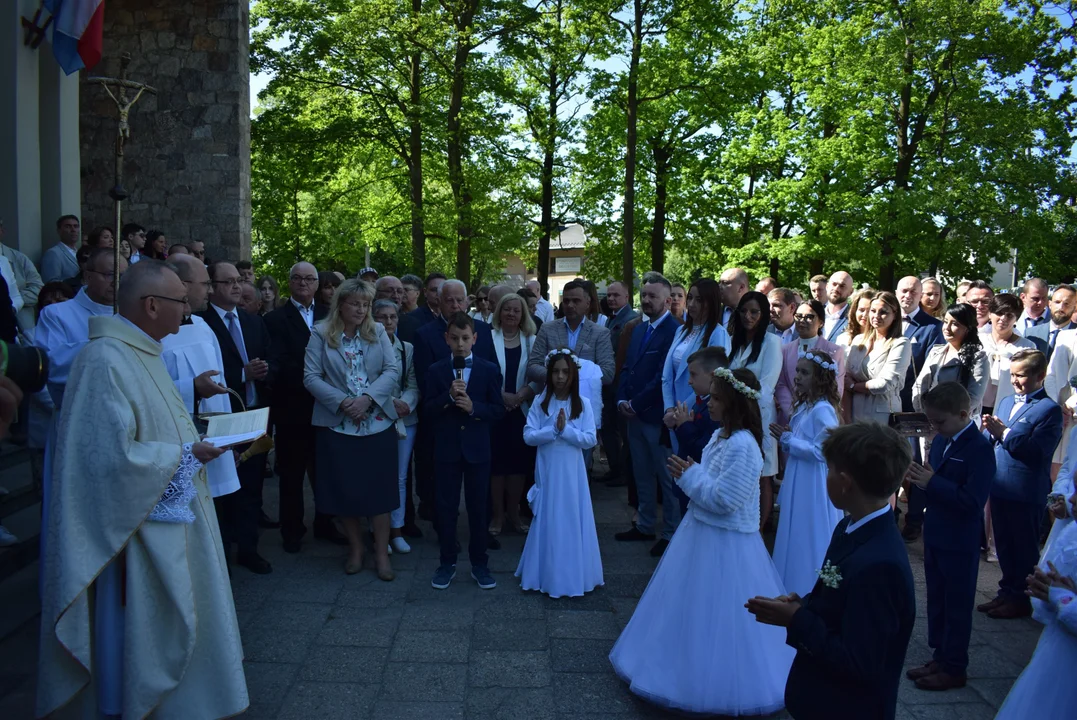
[141,294,189,306]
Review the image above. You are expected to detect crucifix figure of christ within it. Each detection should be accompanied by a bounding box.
[87,53,157,312]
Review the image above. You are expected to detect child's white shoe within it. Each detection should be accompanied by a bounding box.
[391,537,411,554]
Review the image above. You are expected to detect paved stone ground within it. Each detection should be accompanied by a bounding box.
[0,464,1043,719]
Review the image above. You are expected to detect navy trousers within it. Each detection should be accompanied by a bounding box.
[436,460,490,569]
[989,497,1041,608]
[904,439,926,527]
[924,545,980,674]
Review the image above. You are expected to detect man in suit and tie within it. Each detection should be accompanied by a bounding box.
[980,349,1064,619]
[376,275,420,344]
[1029,284,1077,479]
[409,272,447,328]
[527,280,615,385]
[1017,278,1051,332]
[265,262,346,553]
[905,383,996,691]
[600,281,639,485]
[198,261,274,573]
[718,267,749,327]
[40,215,82,283]
[614,273,679,556]
[822,271,855,343]
[423,313,505,590]
[895,276,945,542]
[1026,284,1077,361]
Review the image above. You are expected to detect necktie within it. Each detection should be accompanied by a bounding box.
[642,323,654,346]
[1049,330,1059,352]
[226,312,255,407]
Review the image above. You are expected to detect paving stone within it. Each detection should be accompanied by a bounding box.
[898,678,988,706]
[549,610,622,640]
[465,687,559,720]
[468,650,552,688]
[372,700,466,719]
[242,662,299,718]
[542,589,614,612]
[471,617,549,651]
[401,599,477,630]
[298,646,389,683]
[551,637,616,673]
[381,662,469,701]
[967,677,1018,709]
[965,644,1026,679]
[474,593,548,621]
[601,574,651,598]
[553,672,639,715]
[390,630,471,663]
[277,681,378,719]
[318,606,402,647]
[905,704,1003,719]
[242,602,332,663]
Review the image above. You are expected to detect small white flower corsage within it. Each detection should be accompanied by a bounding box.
[817,560,842,590]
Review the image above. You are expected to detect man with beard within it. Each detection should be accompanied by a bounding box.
[823,271,855,343]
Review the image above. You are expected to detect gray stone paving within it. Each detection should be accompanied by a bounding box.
[0,471,1043,719]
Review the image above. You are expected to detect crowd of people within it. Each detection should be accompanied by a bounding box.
[1,213,1075,718]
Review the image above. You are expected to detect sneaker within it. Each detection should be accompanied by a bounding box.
[471,566,497,590]
[0,526,18,547]
[615,524,656,542]
[986,550,998,564]
[431,564,456,590]
[391,536,411,554]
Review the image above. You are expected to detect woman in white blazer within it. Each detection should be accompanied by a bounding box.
[490,293,541,534]
[662,279,731,453]
[728,291,784,529]
[372,299,421,555]
[912,302,989,419]
[844,291,912,426]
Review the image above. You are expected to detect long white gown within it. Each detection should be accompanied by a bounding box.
[773,399,843,596]
[609,430,794,716]
[730,332,784,476]
[516,395,603,598]
[995,520,1077,719]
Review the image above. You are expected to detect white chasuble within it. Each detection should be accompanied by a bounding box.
[37,316,248,720]
[161,316,240,498]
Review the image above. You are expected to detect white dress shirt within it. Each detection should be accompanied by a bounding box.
[291,297,315,329]
[845,504,892,534]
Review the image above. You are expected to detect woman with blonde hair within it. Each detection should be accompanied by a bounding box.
[837,288,876,351]
[920,277,948,319]
[304,279,401,579]
[844,291,912,426]
[489,292,540,534]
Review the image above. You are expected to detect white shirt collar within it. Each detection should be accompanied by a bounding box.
[845,504,892,534]
[291,298,314,314]
[645,310,670,329]
[563,317,586,332]
[798,335,820,350]
[903,307,922,322]
[211,302,239,321]
[60,243,78,258]
[826,302,847,318]
[947,421,975,446]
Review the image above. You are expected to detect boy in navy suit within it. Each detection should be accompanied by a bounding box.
[980,349,1063,619]
[904,382,996,691]
[422,313,505,590]
[747,422,915,720]
[667,346,728,514]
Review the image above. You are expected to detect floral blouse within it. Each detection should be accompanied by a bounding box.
[333,333,394,437]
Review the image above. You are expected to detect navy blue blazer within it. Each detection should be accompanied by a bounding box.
[409,305,438,328]
[412,316,496,389]
[616,315,678,425]
[900,310,944,410]
[923,424,996,550]
[421,355,505,464]
[785,514,915,720]
[987,388,1064,504]
[673,396,719,463]
[824,304,849,344]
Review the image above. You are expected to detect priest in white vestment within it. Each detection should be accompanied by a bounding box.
[37,260,248,719]
[161,255,240,499]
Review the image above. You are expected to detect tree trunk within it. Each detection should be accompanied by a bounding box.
[649,138,670,273]
[537,11,559,298]
[621,0,643,288]
[448,2,477,285]
[408,0,425,276]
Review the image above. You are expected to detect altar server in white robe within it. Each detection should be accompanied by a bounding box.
[33,249,126,582]
[161,255,241,500]
[37,260,249,720]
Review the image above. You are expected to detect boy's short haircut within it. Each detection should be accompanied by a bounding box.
[446,311,475,332]
[1010,348,1047,377]
[686,346,730,374]
[921,382,971,415]
[822,422,912,500]
[810,274,827,284]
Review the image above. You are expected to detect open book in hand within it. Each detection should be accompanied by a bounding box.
[203,407,270,448]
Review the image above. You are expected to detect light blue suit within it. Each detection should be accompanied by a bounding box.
[661,323,730,455]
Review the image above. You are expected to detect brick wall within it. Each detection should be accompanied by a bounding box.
[79,0,251,263]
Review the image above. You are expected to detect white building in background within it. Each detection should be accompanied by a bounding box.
[1,1,82,264]
[501,223,597,304]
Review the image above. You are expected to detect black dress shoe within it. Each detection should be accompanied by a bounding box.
[901,524,922,543]
[283,538,301,553]
[418,505,436,522]
[314,526,349,546]
[488,533,501,550]
[402,523,423,539]
[238,552,273,574]
[649,539,669,557]
[605,476,628,488]
[615,524,656,542]
[258,512,281,529]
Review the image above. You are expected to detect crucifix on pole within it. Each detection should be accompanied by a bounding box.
[87,53,156,312]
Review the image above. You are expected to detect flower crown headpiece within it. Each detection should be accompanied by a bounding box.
[546,348,582,368]
[712,366,761,400]
[798,349,837,373]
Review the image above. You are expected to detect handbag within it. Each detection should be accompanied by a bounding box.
[888,412,932,438]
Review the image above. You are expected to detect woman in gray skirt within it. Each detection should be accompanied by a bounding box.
[304,279,401,579]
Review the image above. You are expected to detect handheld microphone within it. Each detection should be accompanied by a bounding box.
[453,355,466,381]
